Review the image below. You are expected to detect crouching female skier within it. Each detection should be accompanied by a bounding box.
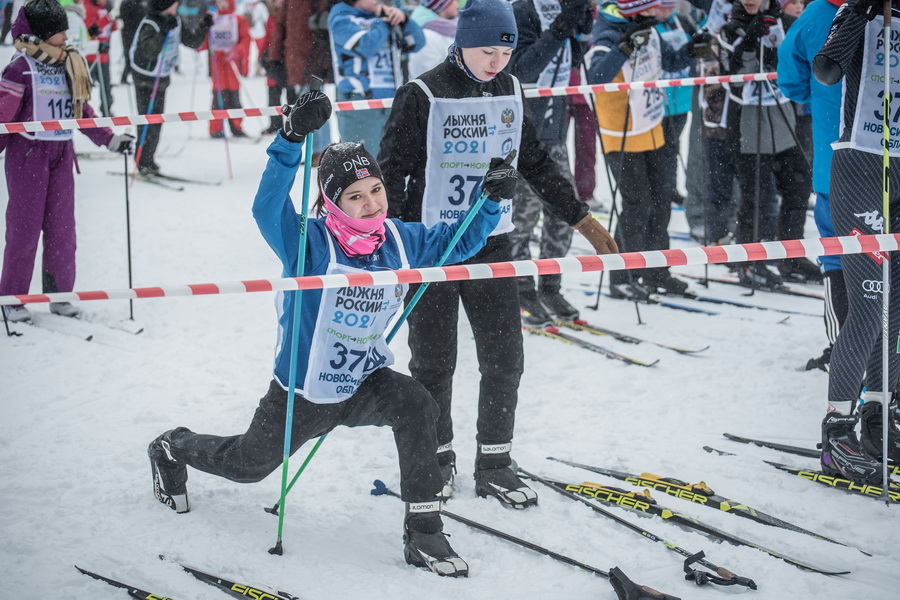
[145,89,520,577]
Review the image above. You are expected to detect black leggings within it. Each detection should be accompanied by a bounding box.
[165,370,443,502]
[828,148,900,404]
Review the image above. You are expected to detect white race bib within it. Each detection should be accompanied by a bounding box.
[614,32,665,137]
[302,221,408,403]
[841,9,900,157]
[533,0,571,88]
[26,55,73,141]
[417,78,522,235]
[209,13,238,53]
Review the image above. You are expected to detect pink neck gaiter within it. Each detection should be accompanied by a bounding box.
[322,190,387,258]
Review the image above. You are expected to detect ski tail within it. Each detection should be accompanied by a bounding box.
[159,556,300,600]
[76,566,176,600]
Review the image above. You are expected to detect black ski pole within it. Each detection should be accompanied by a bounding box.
[371,480,682,600]
[519,468,757,590]
[124,152,135,321]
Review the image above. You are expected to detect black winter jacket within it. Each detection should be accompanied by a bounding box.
[377,57,588,227]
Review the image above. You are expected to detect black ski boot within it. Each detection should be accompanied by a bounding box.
[646,273,696,298]
[436,443,456,500]
[859,401,900,463]
[474,444,537,509]
[403,501,468,577]
[538,289,579,321]
[519,288,553,328]
[609,281,653,302]
[820,412,882,484]
[738,263,783,289]
[148,428,191,513]
[778,257,824,284]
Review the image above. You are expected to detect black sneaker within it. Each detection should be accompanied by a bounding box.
[821,412,882,485]
[538,290,579,321]
[519,289,553,328]
[646,274,695,298]
[404,502,468,577]
[210,131,226,139]
[738,263,784,289]
[778,257,824,284]
[859,401,900,463]
[436,443,456,500]
[474,444,537,509]
[148,428,190,513]
[609,281,653,301]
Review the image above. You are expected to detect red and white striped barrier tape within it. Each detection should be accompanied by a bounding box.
[0,72,777,135]
[1,232,893,307]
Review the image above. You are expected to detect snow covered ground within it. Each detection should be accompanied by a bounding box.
[2,45,899,600]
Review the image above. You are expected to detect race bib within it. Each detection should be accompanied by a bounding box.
[533,0,571,88]
[843,9,900,156]
[302,223,407,402]
[621,32,665,135]
[417,79,522,235]
[27,56,73,141]
[209,13,238,53]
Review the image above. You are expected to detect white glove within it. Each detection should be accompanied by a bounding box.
[108,133,135,155]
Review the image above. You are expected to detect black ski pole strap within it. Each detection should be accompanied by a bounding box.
[608,567,681,600]
[682,552,758,590]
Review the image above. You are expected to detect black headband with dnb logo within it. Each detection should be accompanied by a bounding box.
[318,142,384,203]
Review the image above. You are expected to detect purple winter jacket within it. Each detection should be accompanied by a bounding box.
[0,10,112,154]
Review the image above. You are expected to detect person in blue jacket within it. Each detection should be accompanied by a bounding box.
[777,0,847,372]
[145,90,515,578]
[328,0,425,150]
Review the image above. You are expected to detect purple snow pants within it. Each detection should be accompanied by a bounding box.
[0,135,77,296]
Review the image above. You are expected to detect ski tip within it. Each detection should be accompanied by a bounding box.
[371,479,389,496]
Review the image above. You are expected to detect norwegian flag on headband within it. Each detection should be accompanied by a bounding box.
[356,168,369,179]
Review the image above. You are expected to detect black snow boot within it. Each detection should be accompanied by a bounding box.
[609,281,653,302]
[738,263,783,289]
[148,428,191,513]
[538,289,580,321]
[519,288,553,328]
[859,401,900,463]
[821,412,882,484]
[474,444,537,509]
[436,443,456,500]
[403,501,468,577]
[645,273,696,298]
[778,257,824,284]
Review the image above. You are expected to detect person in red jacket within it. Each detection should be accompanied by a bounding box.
[84,0,116,116]
[203,0,251,137]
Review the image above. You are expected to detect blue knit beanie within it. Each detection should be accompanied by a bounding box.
[454,0,518,48]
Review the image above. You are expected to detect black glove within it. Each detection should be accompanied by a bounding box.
[108,133,135,155]
[98,41,110,54]
[549,0,592,40]
[482,156,518,203]
[618,17,658,57]
[160,14,178,32]
[851,0,883,20]
[87,23,101,38]
[281,90,332,143]
[201,12,214,29]
[687,31,714,59]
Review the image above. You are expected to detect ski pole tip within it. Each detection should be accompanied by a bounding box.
[268,541,284,556]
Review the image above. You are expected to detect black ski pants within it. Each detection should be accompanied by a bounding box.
[406,235,525,451]
[134,74,170,169]
[828,148,900,404]
[606,146,673,286]
[734,145,810,244]
[165,370,443,502]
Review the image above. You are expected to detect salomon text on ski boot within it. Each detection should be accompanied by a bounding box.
[148,428,191,513]
[403,501,468,577]
[474,443,537,509]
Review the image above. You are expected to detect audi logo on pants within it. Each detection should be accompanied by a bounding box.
[862,280,884,293]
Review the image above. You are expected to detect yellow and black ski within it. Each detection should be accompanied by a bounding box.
[76,566,176,600]
[523,326,660,367]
